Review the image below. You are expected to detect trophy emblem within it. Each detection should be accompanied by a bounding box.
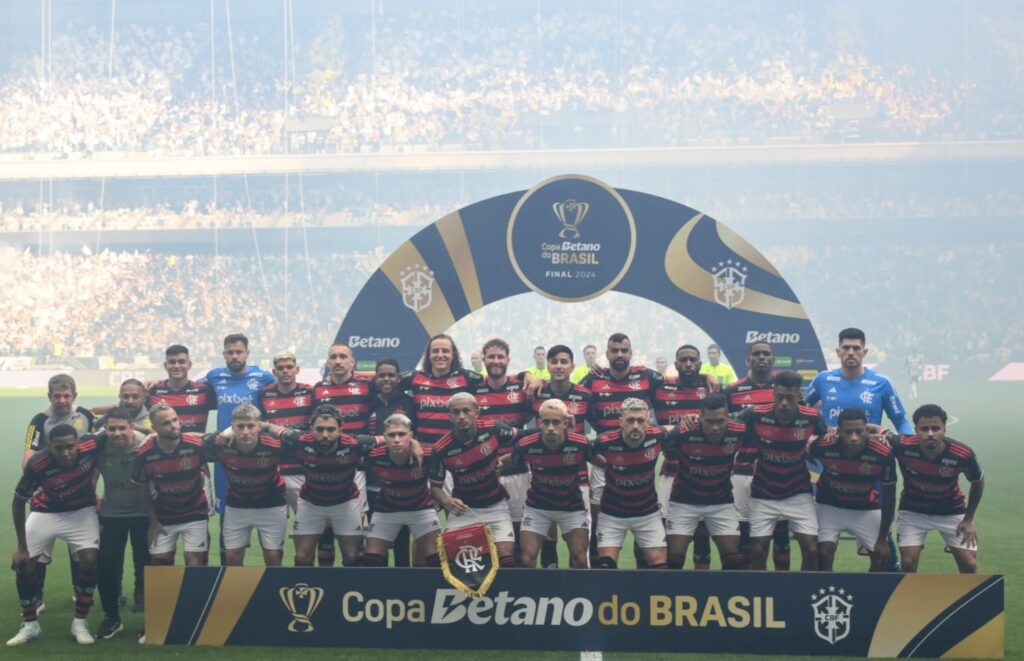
[552,199,589,239]
[279,583,324,633]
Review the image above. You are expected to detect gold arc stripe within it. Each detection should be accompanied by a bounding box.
[379,241,456,335]
[435,211,484,312]
[941,613,1004,659]
[715,222,780,275]
[196,567,267,645]
[145,565,185,645]
[867,574,991,658]
[664,215,807,319]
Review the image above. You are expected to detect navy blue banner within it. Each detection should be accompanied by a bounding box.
[147,568,1004,657]
[336,175,826,376]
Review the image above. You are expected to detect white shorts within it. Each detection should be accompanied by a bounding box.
[749,494,818,538]
[445,501,515,544]
[283,475,304,513]
[588,465,605,505]
[223,505,288,551]
[294,498,363,537]
[521,505,589,537]
[500,472,530,522]
[25,508,100,562]
[355,471,368,514]
[817,504,882,549]
[367,509,440,542]
[150,519,209,555]
[597,511,666,549]
[731,475,753,521]
[666,502,740,537]
[656,473,675,518]
[897,510,977,551]
[203,472,216,516]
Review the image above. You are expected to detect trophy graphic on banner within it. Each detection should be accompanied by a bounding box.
[279,583,324,633]
[553,199,589,239]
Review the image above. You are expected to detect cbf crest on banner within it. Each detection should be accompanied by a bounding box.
[336,175,826,377]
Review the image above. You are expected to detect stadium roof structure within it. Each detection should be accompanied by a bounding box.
[1,140,1022,181]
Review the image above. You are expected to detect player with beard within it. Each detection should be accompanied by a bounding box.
[501,399,599,568]
[593,398,670,569]
[889,404,984,574]
[473,339,533,555]
[257,351,315,513]
[96,379,150,431]
[664,394,746,570]
[741,371,826,571]
[9,424,103,646]
[362,414,439,567]
[722,342,791,570]
[430,393,519,567]
[531,345,593,568]
[809,408,897,572]
[652,345,715,569]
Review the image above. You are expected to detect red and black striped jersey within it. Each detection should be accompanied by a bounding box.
[664,422,744,505]
[363,445,434,513]
[147,380,216,435]
[314,377,373,435]
[511,431,595,512]
[16,437,103,513]
[652,375,712,476]
[280,429,378,506]
[596,425,666,518]
[809,435,896,510]
[132,433,209,525]
[722,376,775,475]
[582,366,663,435]
[741,404,826,500]
[201,433,286,509]
[258,383,315,476]
[892,436,982,515]
[401,368,484,446]
[532,383,593,435]
[474,374,532,476]
[429,422,518,508]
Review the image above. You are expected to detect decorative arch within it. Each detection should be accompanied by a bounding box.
[336,175,824,376]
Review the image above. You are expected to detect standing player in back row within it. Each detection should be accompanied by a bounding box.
[741,371,826,571]
[889,404,984,574]
[257,351,315,513]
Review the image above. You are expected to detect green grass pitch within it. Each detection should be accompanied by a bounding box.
[0,381,1019,660]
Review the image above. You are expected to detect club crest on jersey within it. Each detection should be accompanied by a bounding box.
[712,259,748,309]
[347,383,362,395]
[186,395,199,406]
[562,452,577,465]
[552,199,589,240]
[293,396,308,407]
[811,587,854,645]
[506,392,520,404]
[859,462,874,475]
[859,390,874,405]
[446,377,461,389]
[247,378,259,391]
[939,465,955,478]
[400,264,435,312]
[644,447,658,461]
[479,442,494,457]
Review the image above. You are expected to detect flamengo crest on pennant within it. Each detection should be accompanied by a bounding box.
[400,264,435,312]
[712,260,748,309]
[454,545,486,572]
[553,199,589,240]
[811,587,853,645]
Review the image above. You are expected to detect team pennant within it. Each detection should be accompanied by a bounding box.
[436,523,499,598]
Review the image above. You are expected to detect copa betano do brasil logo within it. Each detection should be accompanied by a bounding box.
[507,175,637,302]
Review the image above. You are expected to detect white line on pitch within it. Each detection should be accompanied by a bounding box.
[580,651,603,661]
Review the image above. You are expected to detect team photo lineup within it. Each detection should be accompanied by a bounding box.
[10,325,984,646]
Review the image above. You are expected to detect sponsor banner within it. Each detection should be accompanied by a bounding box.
[989,362,1024,381]
[336,175,826,374]
[146,568,1003,658]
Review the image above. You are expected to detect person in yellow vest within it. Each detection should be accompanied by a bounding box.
[525,345,550,381]
[570,344,598,384]
[699,344,738,386]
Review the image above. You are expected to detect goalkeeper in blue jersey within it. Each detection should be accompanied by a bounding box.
[805,327,911,570]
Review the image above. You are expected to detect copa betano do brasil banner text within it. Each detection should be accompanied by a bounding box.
[146,568,1003,658]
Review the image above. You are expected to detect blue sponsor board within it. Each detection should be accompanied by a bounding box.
[148,568,1003,657]
[336,175,826,374]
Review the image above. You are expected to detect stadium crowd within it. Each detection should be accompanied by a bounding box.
[1,5,1019,156]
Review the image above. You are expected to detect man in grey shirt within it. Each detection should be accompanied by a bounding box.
[92,408,149,639]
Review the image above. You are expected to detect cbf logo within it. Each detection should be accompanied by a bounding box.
[400,264,435,312]
[279,583,324,633]
[712,259,748,309]
[553,199,589,239]
[811,586,853,645]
